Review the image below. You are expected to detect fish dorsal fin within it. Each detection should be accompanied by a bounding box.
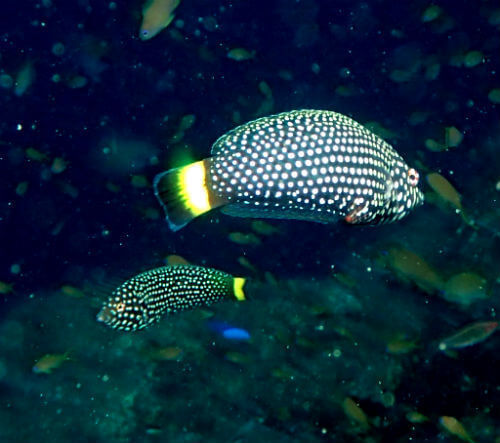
[210,110,365,156]
[210,117,266,157]
[210,114,272,156]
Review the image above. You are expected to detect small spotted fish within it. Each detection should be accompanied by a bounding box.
[154,110,424,231]
[97,265,246,332]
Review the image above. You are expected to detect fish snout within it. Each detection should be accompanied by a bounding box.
[96,306,113,324]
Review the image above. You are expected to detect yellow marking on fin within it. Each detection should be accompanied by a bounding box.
[179,160,211,216]
[233,277,246,301]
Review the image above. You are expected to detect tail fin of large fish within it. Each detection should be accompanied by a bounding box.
[153,159,227,231]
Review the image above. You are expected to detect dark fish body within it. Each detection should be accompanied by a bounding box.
[97,265,246,332]
[154,110,424,231]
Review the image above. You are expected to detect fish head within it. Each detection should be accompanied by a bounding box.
[379,156,424,223]
[139,27,156,41]
[97,280,152,331]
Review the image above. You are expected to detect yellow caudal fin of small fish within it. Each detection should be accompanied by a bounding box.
[233,277,247,301]
[153,159,226,231]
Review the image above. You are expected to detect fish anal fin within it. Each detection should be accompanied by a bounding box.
[345,199,370,224]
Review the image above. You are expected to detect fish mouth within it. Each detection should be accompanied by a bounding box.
[96,306,114,324]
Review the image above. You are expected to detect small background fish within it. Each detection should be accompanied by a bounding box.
[139,0,181,41]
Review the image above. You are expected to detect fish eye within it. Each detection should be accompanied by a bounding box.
[115,302,126,313]
[407,168,419,187]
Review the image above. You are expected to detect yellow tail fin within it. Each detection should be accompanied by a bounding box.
[154,159,225,231]
[233,277,246,301]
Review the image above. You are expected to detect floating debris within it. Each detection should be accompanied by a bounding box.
[438,321,498,351]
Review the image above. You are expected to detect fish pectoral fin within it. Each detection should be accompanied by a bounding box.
[345,199,370,224]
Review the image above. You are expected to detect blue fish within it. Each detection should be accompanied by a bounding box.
[208,320,251,341]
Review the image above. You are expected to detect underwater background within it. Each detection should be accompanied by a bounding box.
[0,0,499,441]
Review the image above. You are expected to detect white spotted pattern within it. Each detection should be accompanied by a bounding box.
[208,110,424,224]
[99,266,235,331]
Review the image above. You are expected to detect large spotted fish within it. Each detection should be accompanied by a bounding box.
[154,110,424,231]
[97,265,246,332]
